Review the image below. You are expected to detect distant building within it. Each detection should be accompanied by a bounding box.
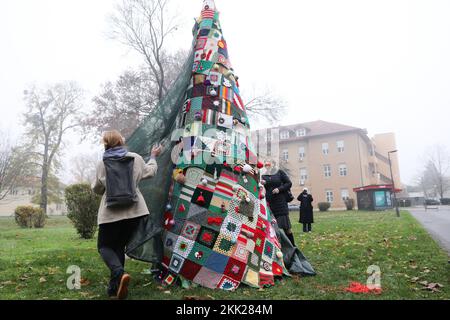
[0,180,67,217]
[253,120,402,209]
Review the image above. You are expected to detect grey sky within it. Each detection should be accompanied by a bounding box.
[1,0,449,185]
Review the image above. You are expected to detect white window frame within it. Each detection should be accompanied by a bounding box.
[296,128,306,137]
[280,131,290,140]
[337,140,345,153]
[326,190,334,203]
[282,149,289,161]
[299,146,306,159]
[300,168,308,183]
[324,164,331,178]
[322,142,329,155]
[339,164,347,177]
[341,189,349,201]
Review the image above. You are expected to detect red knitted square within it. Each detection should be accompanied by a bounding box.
[253,229,265,255]
[259,272,275,287]
[224,258,246,281]
[272,262,283,276]
[180,260,202,281]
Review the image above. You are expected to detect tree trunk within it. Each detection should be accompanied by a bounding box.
[40,145,49,213]
[40,163,48,213]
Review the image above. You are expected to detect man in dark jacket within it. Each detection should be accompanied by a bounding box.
[298,188,314,232]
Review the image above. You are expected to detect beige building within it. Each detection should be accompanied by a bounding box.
[253,120,401,209]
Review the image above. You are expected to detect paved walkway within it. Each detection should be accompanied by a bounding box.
[408,206,450,256]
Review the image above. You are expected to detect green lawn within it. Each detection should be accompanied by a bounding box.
[0,211,449,300]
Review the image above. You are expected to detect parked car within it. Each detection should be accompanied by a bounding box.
[288,204,299,211]
[425,199,440,206]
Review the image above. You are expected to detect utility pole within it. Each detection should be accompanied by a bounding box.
[388,150,400,217]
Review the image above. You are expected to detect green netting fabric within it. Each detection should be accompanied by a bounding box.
[125,0,315,290]
[124,38,196,264]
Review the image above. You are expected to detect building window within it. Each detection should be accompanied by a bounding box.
[296,128,306,137]
[326,190,334,203]
[265,134,272,142]
[369,163,376,176]
[280,131,290,140]
[341,189,349,200]
[322,142,329,155]
[282,149,289,161]
[300,168,308,184]
[324,164,331,178]
[337,140,345,153]
[299,146,306,159]
[339,164,347,177]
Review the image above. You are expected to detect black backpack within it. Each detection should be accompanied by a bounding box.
[103,156,137,209]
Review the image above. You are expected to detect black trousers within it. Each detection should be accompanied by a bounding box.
[303,223,312,232]
[97,216,143,278]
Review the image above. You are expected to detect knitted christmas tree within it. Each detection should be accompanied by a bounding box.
[159,0,290,290]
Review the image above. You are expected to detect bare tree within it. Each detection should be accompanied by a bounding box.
[98,0,284,136]
[0,134,33,200]
[415,172,432,199]
[243,88,287,125]
[23,82,84,213]
[426,145,450,199]
[83,55,185,139]
[70,153,99,184]
[418,145,450,200]
[83,68,153,139]
[109,0,180,102]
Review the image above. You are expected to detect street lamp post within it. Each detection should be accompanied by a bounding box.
[388,150,400,217]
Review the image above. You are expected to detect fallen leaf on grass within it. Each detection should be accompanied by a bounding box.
[19,275,30,281]
[39,277,47,283]
[47,267,60,275]
[164,290,171,294]
[421,283,443,292]
[142,282,152,287]
[80,278,90,286]
[1,281,14,286]
[410,277,420,282]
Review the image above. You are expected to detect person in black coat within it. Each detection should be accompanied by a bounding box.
[261,160,296,246]
[298,188,314,232]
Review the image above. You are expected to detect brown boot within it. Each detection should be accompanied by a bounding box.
[116,273,131,300]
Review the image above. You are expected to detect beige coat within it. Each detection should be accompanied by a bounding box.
[92,152,157,225]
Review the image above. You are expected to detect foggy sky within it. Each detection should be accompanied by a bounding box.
[1,0,449,185]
